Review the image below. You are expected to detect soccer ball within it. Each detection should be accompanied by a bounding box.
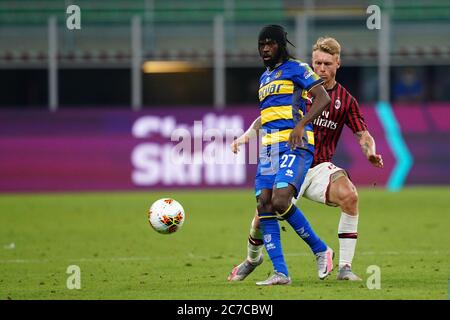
[148,198,185,234]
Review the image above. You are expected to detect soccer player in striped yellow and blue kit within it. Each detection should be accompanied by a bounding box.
[251,25,333,285]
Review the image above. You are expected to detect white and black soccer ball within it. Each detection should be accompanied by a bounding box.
[148,198,185,234]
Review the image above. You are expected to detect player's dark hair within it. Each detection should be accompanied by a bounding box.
[258,24,295,62]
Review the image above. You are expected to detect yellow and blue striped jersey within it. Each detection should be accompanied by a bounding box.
[258,59,322,149]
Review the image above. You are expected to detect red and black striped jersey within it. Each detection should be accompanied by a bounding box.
[307,82,367,167]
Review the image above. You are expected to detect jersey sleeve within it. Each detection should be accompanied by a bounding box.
[291,62,323,91]
[345,98,368,133]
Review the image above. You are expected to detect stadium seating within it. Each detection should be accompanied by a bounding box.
[0,0,449,65]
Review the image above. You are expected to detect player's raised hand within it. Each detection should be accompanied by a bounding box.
[368,154,383,168]
[288,124,305,149]
[230,135,249,154]
[230,139,241,154]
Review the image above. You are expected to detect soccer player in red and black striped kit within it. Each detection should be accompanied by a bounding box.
[228,37,383,281]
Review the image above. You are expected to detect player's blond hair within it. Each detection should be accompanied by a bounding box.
[313,37,341,58]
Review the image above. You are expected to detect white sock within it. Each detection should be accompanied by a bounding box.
[247,217,263,264]
[338,212,359,269]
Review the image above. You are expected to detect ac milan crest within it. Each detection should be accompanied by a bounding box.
[335,98,341,109]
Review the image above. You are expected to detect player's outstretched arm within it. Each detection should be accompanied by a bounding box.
[289,84,331,148]
[355,131,384,168]
[230,116,261,154]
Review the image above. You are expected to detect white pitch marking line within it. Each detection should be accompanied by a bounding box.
[0,251,448,264]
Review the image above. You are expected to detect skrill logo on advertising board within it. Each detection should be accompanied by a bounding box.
[131,113,250,187]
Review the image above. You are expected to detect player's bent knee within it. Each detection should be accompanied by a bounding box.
[271,196,291,215]
[257,201,273,214]
[339,189,358,212]
[256,191,272,214]
[345,189,358,203]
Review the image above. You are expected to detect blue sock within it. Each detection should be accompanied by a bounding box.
[258,214,288,277]
[281,204,327,254]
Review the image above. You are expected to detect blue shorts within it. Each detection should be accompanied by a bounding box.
[255,143,313,198]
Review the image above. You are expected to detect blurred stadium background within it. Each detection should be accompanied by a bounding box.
[0,0,449,300]
[1,0,449,191]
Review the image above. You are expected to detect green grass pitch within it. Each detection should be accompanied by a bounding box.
[0,187,449,300]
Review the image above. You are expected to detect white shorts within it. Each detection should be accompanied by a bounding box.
[293,162,348,207]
